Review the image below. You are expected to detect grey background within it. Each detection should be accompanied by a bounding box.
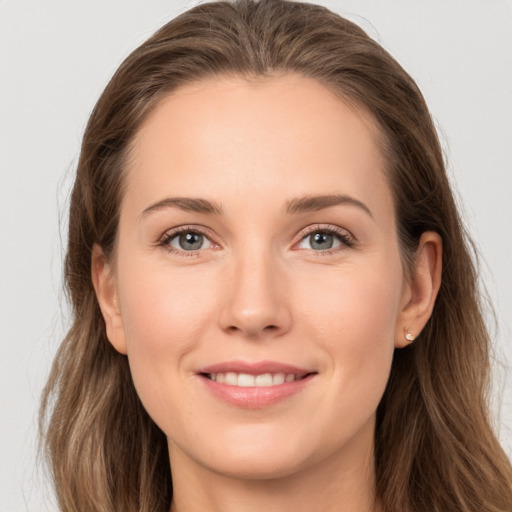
[1,1,511,510]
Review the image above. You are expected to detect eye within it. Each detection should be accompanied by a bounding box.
[171,232,210,251]
[296,227,353,252]
[160,228,215,253]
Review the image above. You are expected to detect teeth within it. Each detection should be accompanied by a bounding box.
[208,372,300,387]
[238,373,256,387]
[225,372,238,386]
[255,373,273,386]
[272,373,285,385]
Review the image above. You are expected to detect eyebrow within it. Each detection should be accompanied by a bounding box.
[286,194,373,218]
[140,197,223,218]
[139,194,372,219]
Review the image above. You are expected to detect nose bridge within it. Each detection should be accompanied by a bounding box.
[219,240,291,338]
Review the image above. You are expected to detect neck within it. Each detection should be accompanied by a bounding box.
[168,418,381,512]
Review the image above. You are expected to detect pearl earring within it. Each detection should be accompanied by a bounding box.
[404,329,415,342]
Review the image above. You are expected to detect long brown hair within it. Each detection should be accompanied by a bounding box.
[40,1,512,511]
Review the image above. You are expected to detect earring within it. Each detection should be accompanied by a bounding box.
[404,329,415,342]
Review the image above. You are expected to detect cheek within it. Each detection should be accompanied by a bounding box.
[115,257,217,415]
[118,256,217,346]
[287,266,401,458]
[297,258,403,400]
[300,259,402,339]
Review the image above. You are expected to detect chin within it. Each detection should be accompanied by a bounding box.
[186,423,348,482]
[203,448,312,481]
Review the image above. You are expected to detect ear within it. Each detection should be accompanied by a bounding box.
[91,244,127,355]
[395,231,442,348]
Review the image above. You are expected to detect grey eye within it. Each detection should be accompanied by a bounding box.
[170,232,209,251]
[297,231,343,251]
[309,232,334,250]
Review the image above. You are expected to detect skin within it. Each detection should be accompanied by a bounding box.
[92,74,442,512]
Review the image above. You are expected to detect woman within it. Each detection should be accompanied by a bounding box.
[39,1,512,511]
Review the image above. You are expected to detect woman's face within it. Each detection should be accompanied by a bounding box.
[97,74,414,480]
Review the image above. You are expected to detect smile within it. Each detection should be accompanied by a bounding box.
[197,361,317,408]
[206,372,302,387]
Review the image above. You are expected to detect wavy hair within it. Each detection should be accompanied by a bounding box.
[40,1,512,511]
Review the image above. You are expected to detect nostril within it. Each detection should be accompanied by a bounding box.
[225,324,279,335]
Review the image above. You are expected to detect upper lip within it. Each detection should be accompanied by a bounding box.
[198,360,314,378]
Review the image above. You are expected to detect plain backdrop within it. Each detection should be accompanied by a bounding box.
[1,1,511,510]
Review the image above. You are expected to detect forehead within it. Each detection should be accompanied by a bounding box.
[125,74,393,221]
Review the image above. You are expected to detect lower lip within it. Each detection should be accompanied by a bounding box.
[199,374,315,409]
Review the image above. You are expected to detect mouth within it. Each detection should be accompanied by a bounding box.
[196,361,317,408]
[201,371,313,387]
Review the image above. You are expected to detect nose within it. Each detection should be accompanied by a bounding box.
[218,249,292,339]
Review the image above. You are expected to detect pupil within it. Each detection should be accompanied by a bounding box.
[311,232,333,250]
[179,232,203,250]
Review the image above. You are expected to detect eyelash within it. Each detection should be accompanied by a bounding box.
[295,224,355,255]
[158,225,217,257]
[157,224,356,256]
